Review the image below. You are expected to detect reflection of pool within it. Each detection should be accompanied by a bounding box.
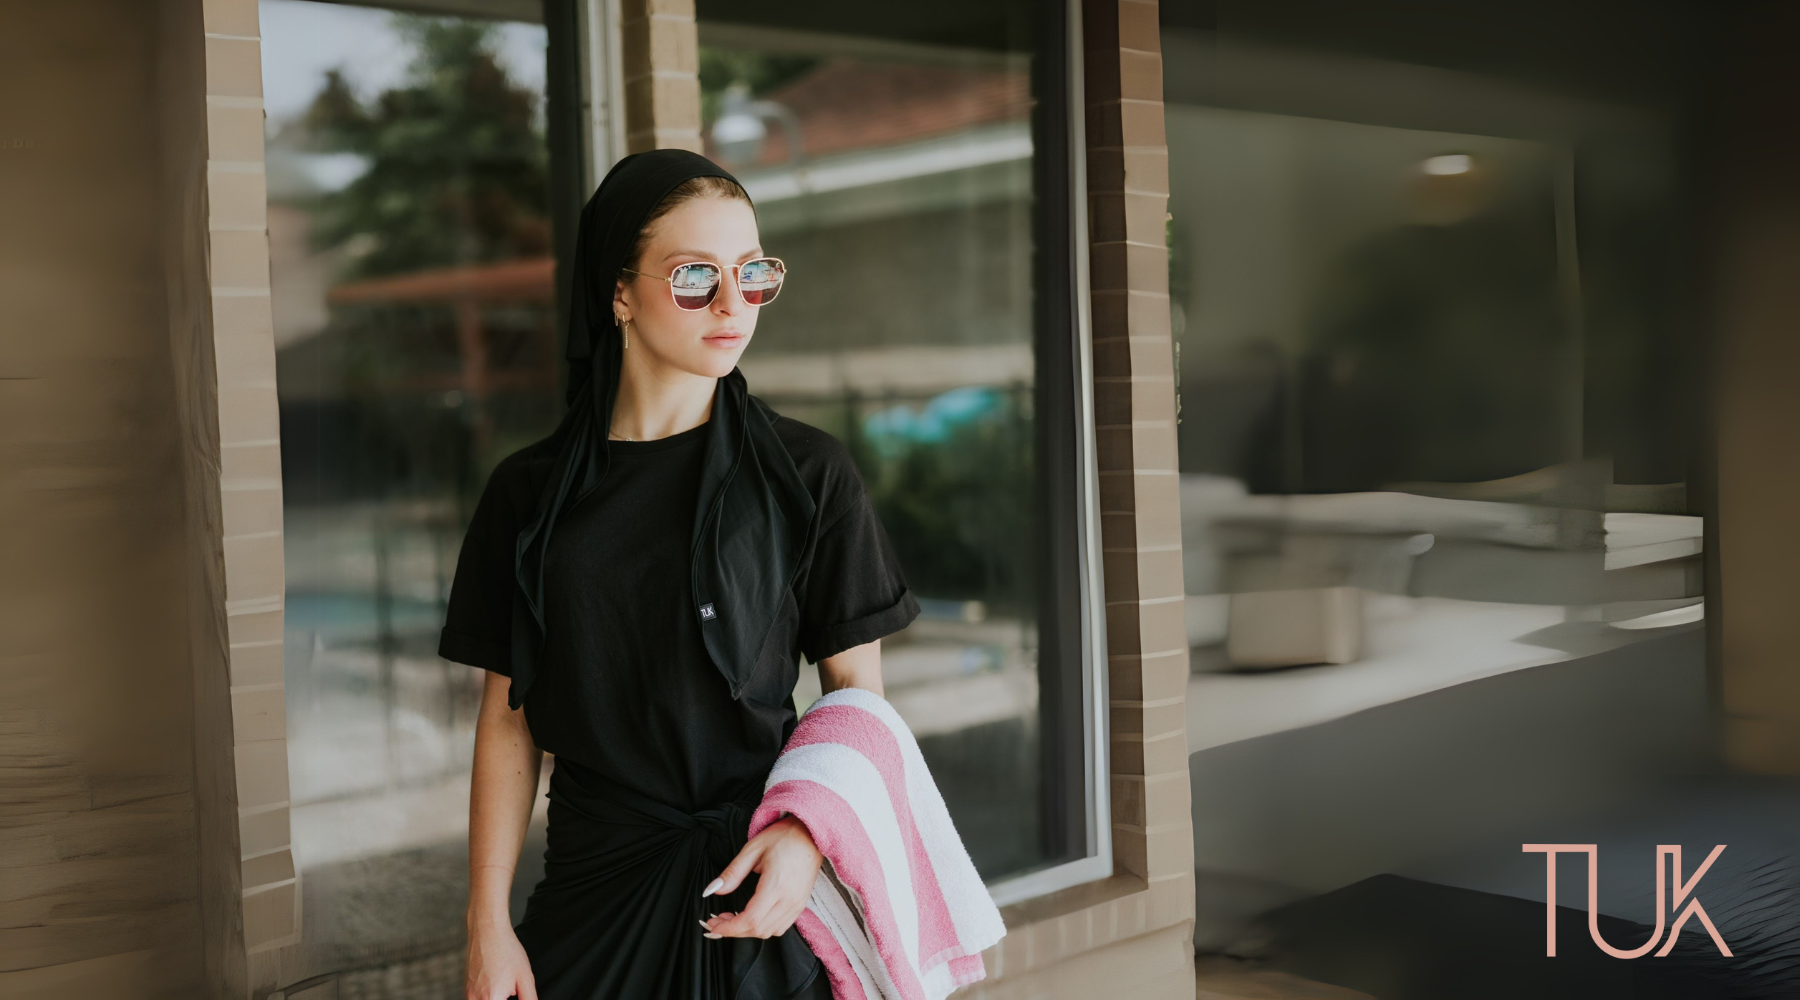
[286,590,446,644]
[862,385,1005,455]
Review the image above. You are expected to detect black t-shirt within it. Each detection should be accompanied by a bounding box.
[438,413,919,811]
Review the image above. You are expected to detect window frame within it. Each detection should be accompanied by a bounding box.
[984,0,1112,908]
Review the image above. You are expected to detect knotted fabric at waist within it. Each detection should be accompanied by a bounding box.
[534,755,768,917]
[516,757,780,997]
[547,756,760,852]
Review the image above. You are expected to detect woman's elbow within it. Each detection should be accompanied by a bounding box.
[818,639,883,697]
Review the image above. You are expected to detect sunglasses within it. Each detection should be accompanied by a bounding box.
[621,257,787,311]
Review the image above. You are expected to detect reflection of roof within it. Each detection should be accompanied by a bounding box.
[327,256,554,305]
[711,59,1030,166]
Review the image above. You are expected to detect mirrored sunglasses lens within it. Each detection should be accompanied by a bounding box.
[738,259,784,306]
[670,263,720,309]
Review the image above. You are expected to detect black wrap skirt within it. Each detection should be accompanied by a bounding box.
[513,756,831,1000]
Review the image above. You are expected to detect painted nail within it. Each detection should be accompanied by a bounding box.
[702,878,724,898]
[698,919,712,931]
[703,932,723,940]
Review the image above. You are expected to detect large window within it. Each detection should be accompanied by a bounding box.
[1163,0,1718,983]
[264,0,555,989]
[693,0,1106,899]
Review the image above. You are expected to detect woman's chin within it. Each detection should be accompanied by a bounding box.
[689,341,749,376]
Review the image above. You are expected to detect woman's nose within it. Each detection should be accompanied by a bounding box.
[712,267,749,315]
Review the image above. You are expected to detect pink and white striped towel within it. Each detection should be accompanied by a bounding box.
[748,687,1007,1000]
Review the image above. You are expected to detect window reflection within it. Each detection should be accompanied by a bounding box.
[697,33,1049,879]
[265,1,552,988]
[1170,99,1701,743]
[1165,18,1711,967]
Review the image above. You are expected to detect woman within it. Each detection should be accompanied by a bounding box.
[439,149,920,1000]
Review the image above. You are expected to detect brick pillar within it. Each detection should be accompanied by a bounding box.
[964,2,1196,997]
[195,0,301,991]
[619,0,702,153]
[1084,0,1193,902]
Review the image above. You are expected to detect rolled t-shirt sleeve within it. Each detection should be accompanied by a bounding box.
[438,465,520,675]
[798,482,921,665]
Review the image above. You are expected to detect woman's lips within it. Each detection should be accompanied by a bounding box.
[704,332,746,344]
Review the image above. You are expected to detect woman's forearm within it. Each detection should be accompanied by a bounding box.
[467,669,543,930]
[710,639,881,941]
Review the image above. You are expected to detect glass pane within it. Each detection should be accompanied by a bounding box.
[1164,4,1718,982]
[695,7,1057,880]
[264,1,552,987]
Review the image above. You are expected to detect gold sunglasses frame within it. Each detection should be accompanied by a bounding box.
[620,256,787,310]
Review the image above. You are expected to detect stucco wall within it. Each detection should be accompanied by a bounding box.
[0,1,293,996]
[1,2,212,996]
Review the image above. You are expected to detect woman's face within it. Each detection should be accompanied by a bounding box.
[614,195,763,379]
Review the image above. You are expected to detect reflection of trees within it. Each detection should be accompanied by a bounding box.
[302,16,549,282]
[846,384,1035,614]
[699,48,819,124]
[279,14,557,507]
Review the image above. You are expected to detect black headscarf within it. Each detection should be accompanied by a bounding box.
[506,149,817,710]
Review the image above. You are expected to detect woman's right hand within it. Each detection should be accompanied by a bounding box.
[466,918,537,1000]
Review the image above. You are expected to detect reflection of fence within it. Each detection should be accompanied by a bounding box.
[327,256,561,459]
[285,499,479,812]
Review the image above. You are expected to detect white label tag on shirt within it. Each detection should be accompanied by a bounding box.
[699,603,717,621]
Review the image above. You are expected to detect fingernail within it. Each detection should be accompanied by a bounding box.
[702,878,724,898]
[703,932,723,940]
[698,919,712,930]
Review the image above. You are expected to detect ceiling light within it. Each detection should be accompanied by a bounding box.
[1421,154,1473,176]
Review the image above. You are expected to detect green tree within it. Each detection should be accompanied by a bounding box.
[303,15,549,281]
[698,48,820,124]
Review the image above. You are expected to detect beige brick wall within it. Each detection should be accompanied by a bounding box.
[195,0,302,991]
[620,0,703,153]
